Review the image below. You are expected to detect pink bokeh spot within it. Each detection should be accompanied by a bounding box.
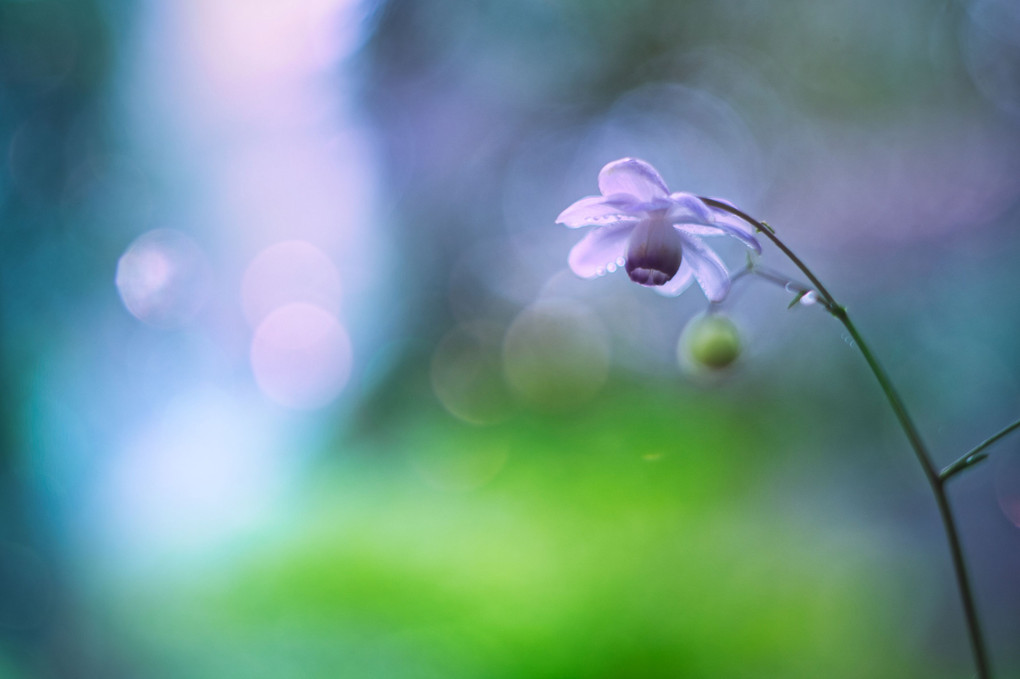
[250,303,353,410]
[241,241,343,328]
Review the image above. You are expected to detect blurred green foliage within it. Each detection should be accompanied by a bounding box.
[95,378,946,679]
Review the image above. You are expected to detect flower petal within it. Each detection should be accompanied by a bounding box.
[568,222,634,278]
[598,158,669,202]
[556,194,639,228]
[674,221,762,254]
[701,197,759,239]
[708,206,757,237]
[667,192,713,223]
[680,236,731,302]
[654,260,694,297]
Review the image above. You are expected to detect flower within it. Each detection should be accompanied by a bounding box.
[556,158,760,301]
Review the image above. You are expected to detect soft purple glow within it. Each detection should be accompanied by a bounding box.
[250,303,353,410]
[157,0,367,124]
[557,158,759,302]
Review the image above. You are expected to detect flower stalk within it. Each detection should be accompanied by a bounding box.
[940,419,1020,483]
[700,197,993,679]
[558,159,1018,678]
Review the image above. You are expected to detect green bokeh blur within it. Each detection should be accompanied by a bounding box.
[95,379,926,678]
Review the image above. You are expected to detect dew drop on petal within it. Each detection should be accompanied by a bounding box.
[606,262,617,273]
[616,256,626,267]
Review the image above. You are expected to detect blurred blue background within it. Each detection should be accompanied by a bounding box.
[1,0,1020,677]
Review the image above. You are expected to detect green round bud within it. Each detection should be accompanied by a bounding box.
[680,314,742,369]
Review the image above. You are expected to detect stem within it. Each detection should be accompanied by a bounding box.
[941,419,1020,483]
[746,267,825,309]
[750,267,810,293]
[702,198,992,679]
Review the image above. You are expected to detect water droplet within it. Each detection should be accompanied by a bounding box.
[616,257,626,267]
[784,282,795,293]
[595,267,606,276]
[606,262,617,273]
[800,290,818,306]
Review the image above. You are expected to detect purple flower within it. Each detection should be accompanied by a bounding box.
[556,158,760,301]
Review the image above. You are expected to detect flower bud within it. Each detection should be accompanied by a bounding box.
[680,313,741,369]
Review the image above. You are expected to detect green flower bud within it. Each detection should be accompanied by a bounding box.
[680,314,742,369]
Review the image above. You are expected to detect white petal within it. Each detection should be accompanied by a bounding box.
[680,236,731,302]
[556,194,638,228]
[568,222,634,278]
[598,158,669,202]
[654,260,694,297]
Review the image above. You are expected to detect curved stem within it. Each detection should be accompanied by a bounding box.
[702,198,992,679]
[941,419,1020,483]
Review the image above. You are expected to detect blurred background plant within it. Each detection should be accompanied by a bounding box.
[1,0,1019,677]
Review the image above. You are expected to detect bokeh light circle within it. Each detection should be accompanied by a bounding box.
[250,302,353,409]
[502,298,610,409]
[589,82,763,204]
[241,240,343,328]
[115,229,208,328]
[430,321,514,425]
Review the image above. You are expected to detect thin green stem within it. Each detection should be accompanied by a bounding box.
[702,198,992,679]
[746,267,827,309]
[749,267,809,293]
[941,419,1020,483]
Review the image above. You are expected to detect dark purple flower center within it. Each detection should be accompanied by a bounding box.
[624,219,682,286]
